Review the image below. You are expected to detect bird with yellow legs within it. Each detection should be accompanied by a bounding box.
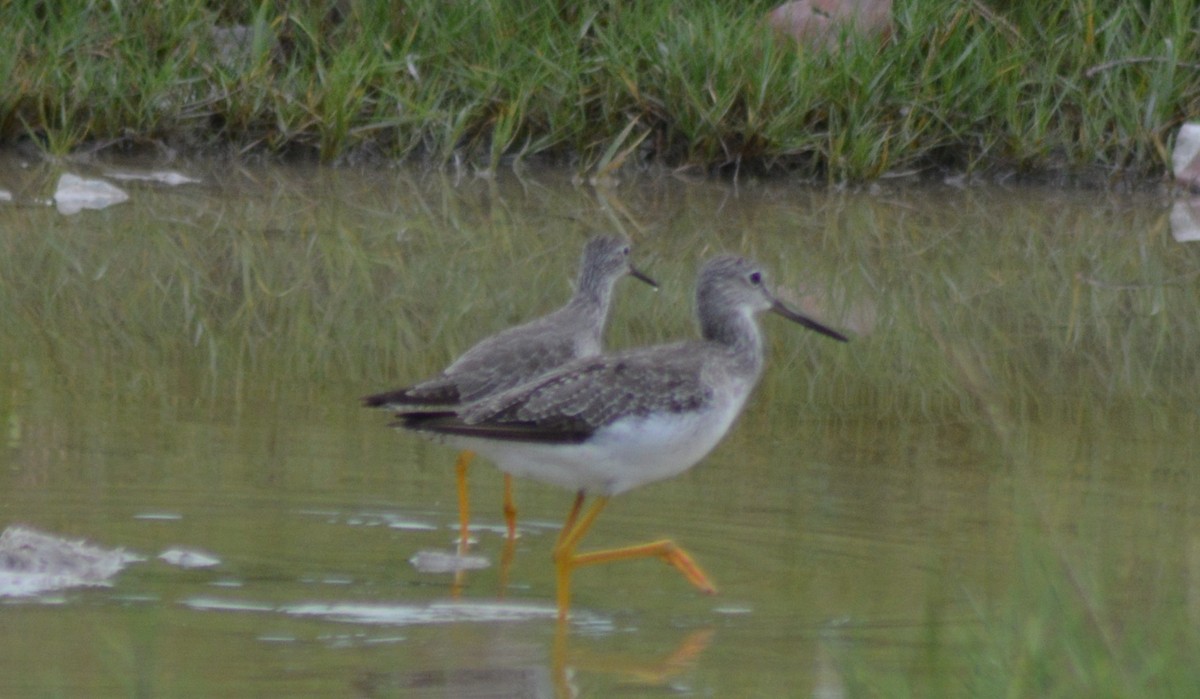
[395,255,848,619]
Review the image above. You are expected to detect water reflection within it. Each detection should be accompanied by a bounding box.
[0,152,1197,695]
[181,595,711,697]
[344,623,712,698]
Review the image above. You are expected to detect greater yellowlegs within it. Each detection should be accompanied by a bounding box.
[398,255,848,618]
[362,235,656,545]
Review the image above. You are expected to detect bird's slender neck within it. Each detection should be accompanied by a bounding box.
[699,299,765,377]
[566,262,616,319]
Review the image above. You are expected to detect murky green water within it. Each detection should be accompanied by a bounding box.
[1,153,1198,696]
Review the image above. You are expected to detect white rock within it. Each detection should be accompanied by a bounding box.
[408,549,491,573]
[1169,198,1200,242]
[158,547,221,569]
[106,170,201,186]
[1172,123,1200,191]
[0,525,141,596]
[54,173,129,215]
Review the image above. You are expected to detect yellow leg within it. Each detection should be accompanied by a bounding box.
[502,473,518,540]
[452,566,465,600]
[555,491,587,550]
[498,528,517,597]
[556,496,609,554]
[552,615,571,694]
[552,492,593,619]
[551,495,717,621]
[573,540,716,594]
[454,450,476,552]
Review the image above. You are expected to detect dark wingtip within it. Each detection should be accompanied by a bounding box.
[394,411,594,444]
[361,391,397,408]
[390,411,458,429]
[363,385,465,409]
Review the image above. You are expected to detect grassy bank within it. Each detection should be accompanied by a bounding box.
[6,0,1199,180]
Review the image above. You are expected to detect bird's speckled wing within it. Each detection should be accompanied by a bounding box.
[441,315,586,402]
[364,311,589,409]
[404,343,716,444]
[361,380,461,408]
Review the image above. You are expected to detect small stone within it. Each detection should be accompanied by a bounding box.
[408,550,491,573]
[1172,123,1200,191]
[54,174,129,215]
[1169,198,1200,242]
[106,170,200,186]
[766,0,893,51]
[159,547,221,569]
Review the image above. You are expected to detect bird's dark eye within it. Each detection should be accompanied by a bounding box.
[622,246,631,255]
[749,271,762,284]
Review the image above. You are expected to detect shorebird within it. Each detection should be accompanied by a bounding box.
[362,235,656,546]
[398,255,848,619]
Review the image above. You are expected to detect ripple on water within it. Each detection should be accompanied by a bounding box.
[181,595,590,627]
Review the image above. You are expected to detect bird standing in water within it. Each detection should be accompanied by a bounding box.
[399,255,848,619]
[363,235,656,548]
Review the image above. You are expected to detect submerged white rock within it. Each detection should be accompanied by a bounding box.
[106,170,201,186]
[159,547,221,569]
[408,549,491,573]
[53,173,129,215]
[0,525,142,597]
[1172,123,1200,191]
[1169,198,1200,243]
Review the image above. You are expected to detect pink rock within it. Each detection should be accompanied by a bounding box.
[766,0,893,50]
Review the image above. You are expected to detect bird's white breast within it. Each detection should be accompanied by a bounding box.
[453,379,752,496]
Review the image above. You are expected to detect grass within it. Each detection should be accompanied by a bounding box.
[4,0,1199,180]
[1,166,1196,431]
[836,510,1200,698]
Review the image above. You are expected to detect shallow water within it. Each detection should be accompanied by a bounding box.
[1,153,1198,696]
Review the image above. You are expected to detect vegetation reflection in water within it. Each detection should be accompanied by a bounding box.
[0,156,1198,696]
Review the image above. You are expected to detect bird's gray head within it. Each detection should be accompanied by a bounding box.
[579,234,657,290]
[696,255,775,321]
[696,255,849,343]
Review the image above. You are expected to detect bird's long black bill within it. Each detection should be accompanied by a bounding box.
[771,300,849,342]
[629,265,658,289]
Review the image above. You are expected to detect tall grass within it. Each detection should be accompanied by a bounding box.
[836,511,1200,698]
[4,1,1198,179]
[1,165,1196,426]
